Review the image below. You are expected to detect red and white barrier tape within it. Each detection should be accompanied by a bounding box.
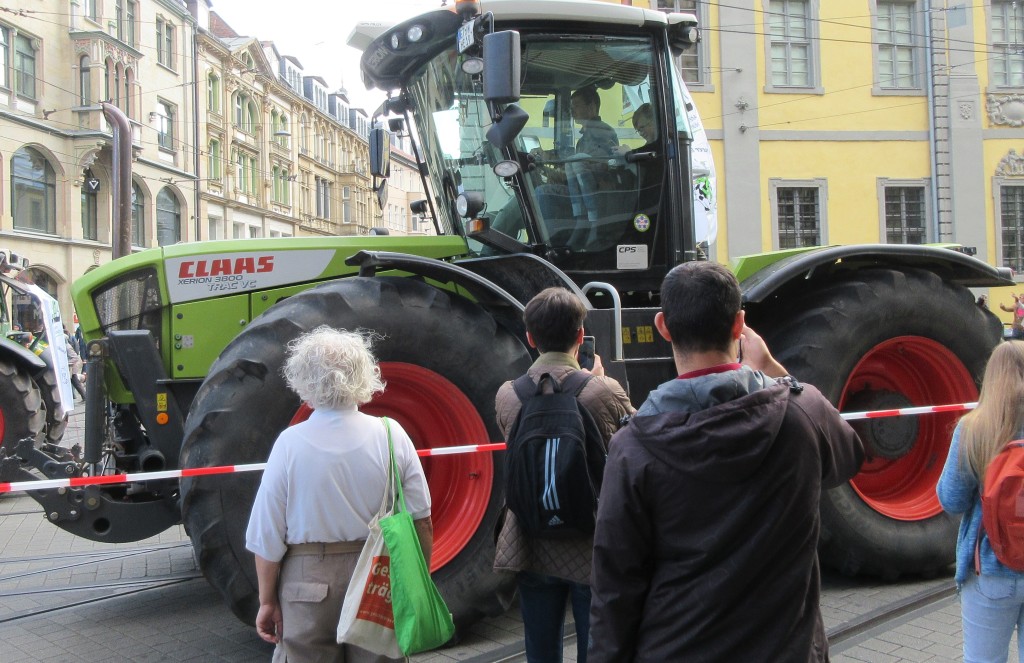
[0,402,978,494]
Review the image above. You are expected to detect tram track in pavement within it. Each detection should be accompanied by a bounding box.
[453,577,958,663]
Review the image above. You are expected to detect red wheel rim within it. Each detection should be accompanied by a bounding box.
[290,362,493,571]
[841,336,976,521]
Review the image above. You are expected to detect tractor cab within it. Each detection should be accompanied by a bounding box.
[360,1,701,295]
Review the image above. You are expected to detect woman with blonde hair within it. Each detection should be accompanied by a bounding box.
[246,326,432,662]
[938,340,1024,662]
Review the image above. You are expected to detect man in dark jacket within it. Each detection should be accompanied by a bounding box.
[588,262,864,663]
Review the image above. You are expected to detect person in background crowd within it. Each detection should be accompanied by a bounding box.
[246,326,432,663]
[937,341,1024,663]
[493,287,634,663]
[588,261,864,662]
[64,327,86,400]
[999,294,1024,339]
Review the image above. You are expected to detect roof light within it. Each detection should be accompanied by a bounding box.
[407,25,425,43]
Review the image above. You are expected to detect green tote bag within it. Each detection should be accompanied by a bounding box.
[378,418,456,655]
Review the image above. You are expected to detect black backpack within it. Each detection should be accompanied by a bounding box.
[504,371,608,538]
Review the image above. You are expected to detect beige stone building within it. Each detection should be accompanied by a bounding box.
[0,0,426,325]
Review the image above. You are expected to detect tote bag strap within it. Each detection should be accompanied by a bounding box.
[381,417,408,516]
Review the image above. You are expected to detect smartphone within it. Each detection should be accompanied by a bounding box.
[578,335,596,370]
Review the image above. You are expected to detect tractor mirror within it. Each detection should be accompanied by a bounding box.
[483,31,520,106]
[369,128,392,179]
[485,103,529,150]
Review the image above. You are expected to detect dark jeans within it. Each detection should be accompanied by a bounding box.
[518,571,591,663]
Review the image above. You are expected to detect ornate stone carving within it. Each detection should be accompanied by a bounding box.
[996,149,1024,177]
[987,93,1024,127]
[959,102,974,120]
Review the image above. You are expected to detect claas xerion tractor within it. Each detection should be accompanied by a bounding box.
[0,0,1012,628]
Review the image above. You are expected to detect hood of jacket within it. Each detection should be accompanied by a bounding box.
[630,367,791,483]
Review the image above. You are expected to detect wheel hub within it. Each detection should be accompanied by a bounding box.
[844,389,918,460]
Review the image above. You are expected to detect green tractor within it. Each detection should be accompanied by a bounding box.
[0,249,70,454]
[1,0,1011,629]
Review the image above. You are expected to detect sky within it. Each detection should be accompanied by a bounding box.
[207,0,443,111]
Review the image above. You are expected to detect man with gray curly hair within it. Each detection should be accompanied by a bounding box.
[246,326,431,662]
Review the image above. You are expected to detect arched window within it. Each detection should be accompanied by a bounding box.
[208,139,221,181]
[207,73,220,113]
[112,63,122,108]
[300,113,309,152]
[123,67,133,116]
[103,58,112,101]
[81,168,98,240]
[280,115,290,145]
[11,147,56,234]
[131,181,145,246]
[233,92,243,126]
[246,98,257,133]
[156,188,180,246]
[79,55,91,106]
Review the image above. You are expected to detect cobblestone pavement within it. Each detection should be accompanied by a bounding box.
[0,410,1017,662]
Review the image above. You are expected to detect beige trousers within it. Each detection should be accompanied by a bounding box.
[272,549,403,663]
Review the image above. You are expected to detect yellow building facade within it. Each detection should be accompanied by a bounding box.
[637,0,1024,303]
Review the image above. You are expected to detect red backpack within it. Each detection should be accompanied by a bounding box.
[980,440,1024,571]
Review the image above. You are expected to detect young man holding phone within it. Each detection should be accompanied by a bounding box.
[494,287,633,663]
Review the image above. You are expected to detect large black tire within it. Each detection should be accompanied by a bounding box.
[33,359,68,445]
[0,357,45,451]
[754,268,1000,578]
[179,277,531,627]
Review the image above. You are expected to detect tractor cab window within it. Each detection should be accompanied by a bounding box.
[516,37,666,272]
[405,35,669,271]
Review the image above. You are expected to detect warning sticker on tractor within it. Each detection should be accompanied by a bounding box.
[165,250,335,303]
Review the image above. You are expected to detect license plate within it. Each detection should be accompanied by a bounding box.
[457,21,475,53]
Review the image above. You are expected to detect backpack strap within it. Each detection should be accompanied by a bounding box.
[560,370,594,397]
[512,374,536,403]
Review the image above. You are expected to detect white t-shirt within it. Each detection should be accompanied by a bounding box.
[245,407,431,562]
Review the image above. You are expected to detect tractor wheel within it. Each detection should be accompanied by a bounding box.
[758,268,1000,578]
[180,277,531,628]
[0,357,45,451]
[33,363,67,445]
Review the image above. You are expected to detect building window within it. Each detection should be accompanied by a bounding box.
[992,1,1024,88]
[14,34,36,99]
[156,100,174,150]
[11,147,56,234]
[766,0,816,89]
[316,177,331,218]
[79,55,91,106]
[658,0,705,86]
[272,167,291,204]
[770,180,827,249]
[116,0,136,47]
[123,67,133,116]
[876,1,918,90]
[156,188,181,246]
[234,150,257,194]
[233,93,256,133]
[82,169,99,240]
[883,186,926,244]
[131,181,145,246]
[83,0,98,22]
[208,139,221,181]
[1001,185,1024,274]
[207,74,220,113]
[156,18,174,69]
[0,27,8,88]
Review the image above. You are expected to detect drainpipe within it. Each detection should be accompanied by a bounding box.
[924,0,941,242]
[192,24,202,241]
[101,102,133,259]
